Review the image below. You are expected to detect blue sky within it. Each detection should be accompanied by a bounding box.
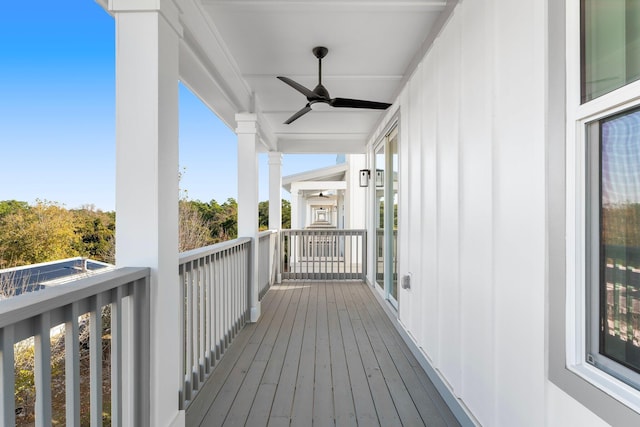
[0,2,336,211]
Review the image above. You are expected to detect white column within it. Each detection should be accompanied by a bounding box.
[268,152,283,230]
[290,185,299,230]
[110,1,182,426]
[236,113,260,322]
[268,152,282,283]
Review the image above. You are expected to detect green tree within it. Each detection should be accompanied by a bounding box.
[0,200,28,218]
[258,199,291,230]
[0,200,80,267]
[258,201,269,230]
[179,200,214,251]
[190,198,238,242]
[72,207,116,263]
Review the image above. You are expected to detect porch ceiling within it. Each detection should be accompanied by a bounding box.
[180,0,454,154]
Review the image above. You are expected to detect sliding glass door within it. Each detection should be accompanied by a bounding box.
[374,126,398,305]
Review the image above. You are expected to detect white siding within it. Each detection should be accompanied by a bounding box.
[369,0,607,425]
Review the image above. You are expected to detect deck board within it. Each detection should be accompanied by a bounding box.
[187,281,461,427]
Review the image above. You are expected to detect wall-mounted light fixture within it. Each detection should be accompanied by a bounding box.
[359,169,371,187]
[375,169,384,187]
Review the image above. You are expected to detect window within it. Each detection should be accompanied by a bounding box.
[564,0,640,414]
[581,0,640,102]
[551,0,640,424]
[586,107,640,390]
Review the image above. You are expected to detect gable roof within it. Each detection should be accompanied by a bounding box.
[282,163,348,193]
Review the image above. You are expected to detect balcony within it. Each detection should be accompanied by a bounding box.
[185,279,458,427]
[0,230,459,426]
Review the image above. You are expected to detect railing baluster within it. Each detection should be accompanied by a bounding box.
[205,255,212,373]
[199,258,205,382]
[176,235,277,409]
[0,268,149,425]
[0,325,15,427]
[111,287,123,427]
[223,248,229,349]
[35,311,52,427]
[66,302,81,427]
[90,293,103,427]
[279,229,366,280]
[178,264,186,409]
[184,264,192,400]
[215,252,222,360]
[191,261,199,389]
[134,275,151,427]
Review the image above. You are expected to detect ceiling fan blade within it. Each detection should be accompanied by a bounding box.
[330,97,391,110]
[284,105,312,124]
[277,76,317,99]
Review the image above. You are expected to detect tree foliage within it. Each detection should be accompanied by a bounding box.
[0,201,116,268]
[71,207,116,264]
[179,200,215,251]
[0,196,290,268]
[189,198,239,243]
[258,199,291,230]
[0,201,81,267]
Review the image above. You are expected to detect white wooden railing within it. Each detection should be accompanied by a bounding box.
[178,231,279,409]
[281,229,367,280]
[258,230,278,301]
[0,267,150,426]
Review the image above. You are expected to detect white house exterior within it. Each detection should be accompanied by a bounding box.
[104,0,638,425]
[283,154,367,230]
[5,0,637,425]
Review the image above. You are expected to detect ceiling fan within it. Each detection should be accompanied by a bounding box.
[277,46,392,124]
[309,192,330,198]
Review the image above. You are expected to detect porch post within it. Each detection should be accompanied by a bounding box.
[268,152,282,283]
[110,1,183,426]
[290,184,300,229]
[236,113,260,322]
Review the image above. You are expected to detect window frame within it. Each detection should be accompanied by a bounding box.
[561,0,640,417]
[568,101,640,412]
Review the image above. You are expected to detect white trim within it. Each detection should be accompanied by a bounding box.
[109,0,183,37]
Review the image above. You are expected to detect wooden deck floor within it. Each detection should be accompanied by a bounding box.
[186,281,460,427]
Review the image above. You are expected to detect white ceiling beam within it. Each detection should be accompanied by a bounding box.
[277,138,366,154]
[202,0,447,11]
[291,181,347,190]
[244,74,404,80]
[178,0,252,112]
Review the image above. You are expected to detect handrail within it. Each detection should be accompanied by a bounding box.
[0,267,150,426]
[178,232,280,410]
[258,229,277,238]
[281,229,366,280]
[0,267,148,329]
[178,237,251,409]
[179,237,251,264]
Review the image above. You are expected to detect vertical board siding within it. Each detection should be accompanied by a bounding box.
[493,0,547,423]
[458,1,495,424]
[435,8,462,393]
[388,0,547,424]
[420,43,440,363]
